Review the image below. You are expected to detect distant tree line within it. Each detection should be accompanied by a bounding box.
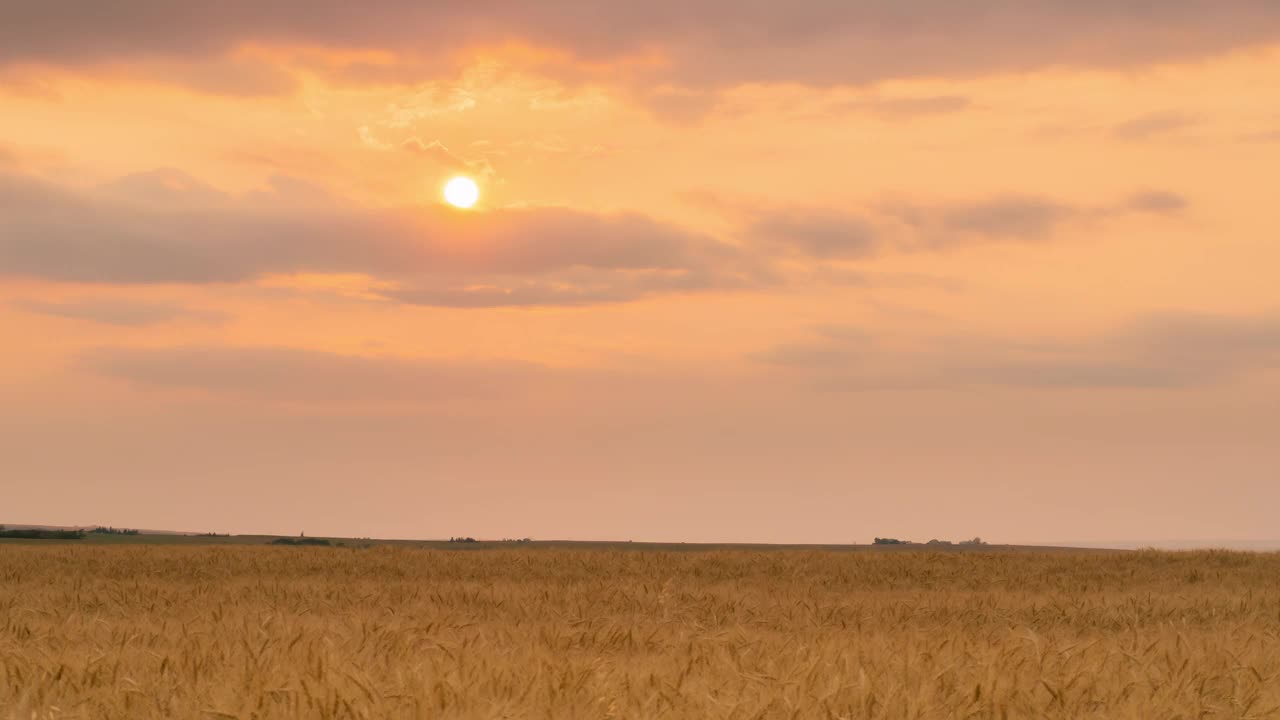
[270,537,331,546]
[89,526,139,535]
[0,526,85,540]
[875,536,987,546]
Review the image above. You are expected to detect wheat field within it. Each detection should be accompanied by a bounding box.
[2,545,1279,719]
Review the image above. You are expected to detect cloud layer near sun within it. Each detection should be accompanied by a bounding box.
[1,165,1195,307]
[1,169,756,306]
[3,1,1280,543]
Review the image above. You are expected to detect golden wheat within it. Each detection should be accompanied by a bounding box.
[1,546,1278,719]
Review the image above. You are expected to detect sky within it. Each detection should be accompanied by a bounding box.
[2,1,1279,544]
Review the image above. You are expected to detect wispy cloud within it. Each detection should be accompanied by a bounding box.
[832,94,973,119]
[13,298,227,327]
[1111,111,1199,141]
[401,138,495,178]
[81,346,540,405]
[883,191,1189,247]
[756,312,1280,390]
[743,209,879,259]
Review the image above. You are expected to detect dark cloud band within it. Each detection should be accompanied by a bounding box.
[3,1,1278,92]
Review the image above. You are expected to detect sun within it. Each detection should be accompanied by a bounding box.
[443,176,480,209]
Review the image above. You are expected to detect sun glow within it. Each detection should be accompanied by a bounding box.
[444,176,480,209]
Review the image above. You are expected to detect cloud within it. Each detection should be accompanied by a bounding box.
[401,138,495,177]
[13,298,228,327]
[1125,312,1280,372]
[0,169,754,307]
[835,94,973,119]
[1240,129,1280,144]
[810,268,965,291]
[82,346,540,404]
[639,87,722,125]
[756,312,1280,390]
[884,191,1188,246]
[142,56,300,97]
[703,187,1190,261]
[744,209,879,258]
[0,167,1192,306]
[1124,190,1189,214]
[357,126,391,150]
[3,3,1278,95]
[1111,111,1200,141]
[934,196,1078,240]
[754,340,877,372]
[78,344,717,410]
[384,266,736,308]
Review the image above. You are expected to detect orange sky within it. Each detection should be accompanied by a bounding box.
[3,3,1279,544]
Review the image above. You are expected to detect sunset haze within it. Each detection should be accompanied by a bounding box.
[3,1,1279,545]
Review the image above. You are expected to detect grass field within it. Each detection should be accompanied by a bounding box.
[2,545,1278,719]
